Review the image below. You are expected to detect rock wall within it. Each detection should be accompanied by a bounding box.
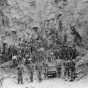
[0,0,88,47]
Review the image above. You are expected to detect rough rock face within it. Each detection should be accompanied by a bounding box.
[0,0,88,47]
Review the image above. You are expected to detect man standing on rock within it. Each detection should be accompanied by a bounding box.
[30,62,34,82]
[17,64,23,84]
[36,63,42,82]
[26,59,34,82]
[69,59,76,81]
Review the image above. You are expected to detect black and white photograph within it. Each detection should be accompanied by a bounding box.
[0,0,88,88]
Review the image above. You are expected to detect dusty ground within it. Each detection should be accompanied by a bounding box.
[1,76,88,88]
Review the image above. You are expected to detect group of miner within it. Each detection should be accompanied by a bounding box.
[0,19,80,84]
[10,44,78,84]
